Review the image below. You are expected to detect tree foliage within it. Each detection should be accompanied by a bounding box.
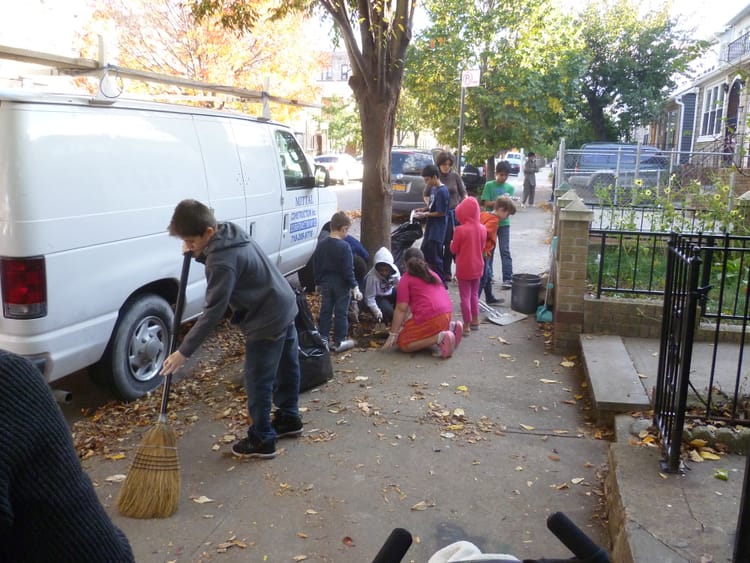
[404,0,584,163]
[318,95,361,154]
[575,0,709,141]
[84,0,322,122]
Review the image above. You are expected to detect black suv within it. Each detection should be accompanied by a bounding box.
[567,143,668,202]
[390,147,437,214]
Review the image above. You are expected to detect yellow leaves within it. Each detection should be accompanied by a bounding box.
[520,424,535,431]
[539,378,559,384]
[192,495,214,504]
[104,452,126,461]
[560,361,575,368]
[216,536,248,553]
[411,500,435,511]
[498,353,514,360]
[455,385,468,392]
[714,469,729,481]
[700,451,721,460]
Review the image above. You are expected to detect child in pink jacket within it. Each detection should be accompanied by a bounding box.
[450,197,487,335]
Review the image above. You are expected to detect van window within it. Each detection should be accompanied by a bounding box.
[275,130,312,189]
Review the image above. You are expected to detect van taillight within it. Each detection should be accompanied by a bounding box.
[0,257,47,319]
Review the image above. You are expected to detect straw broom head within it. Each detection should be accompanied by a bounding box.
[117,419,180,519]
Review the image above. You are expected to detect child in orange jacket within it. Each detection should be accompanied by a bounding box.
[479,197,517,304]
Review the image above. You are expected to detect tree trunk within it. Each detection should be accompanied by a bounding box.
[357,94,397,259]
[586,92,609,141]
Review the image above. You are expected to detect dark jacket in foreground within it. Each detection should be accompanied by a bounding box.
[0,350,134,562]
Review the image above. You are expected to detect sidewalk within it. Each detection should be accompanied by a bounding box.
[76,172,617,562]
[69,169,745,562]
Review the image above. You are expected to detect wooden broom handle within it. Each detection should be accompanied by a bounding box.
[160,251,192,417]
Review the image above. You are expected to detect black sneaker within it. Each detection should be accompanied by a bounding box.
[231,434,276,459]
[485,296,505,305]
[272,413,303,438]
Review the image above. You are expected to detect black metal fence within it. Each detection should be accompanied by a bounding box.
[654,234,703,473]
[654,233,749,561]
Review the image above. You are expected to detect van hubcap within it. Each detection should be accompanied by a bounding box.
[128,316,167,382]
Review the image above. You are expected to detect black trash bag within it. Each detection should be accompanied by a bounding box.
[391,220,423,273]
[294,289,333,392]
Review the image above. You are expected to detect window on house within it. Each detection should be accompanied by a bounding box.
[701,84,725,136]
[321,66,332,81]
[340,63,350,81]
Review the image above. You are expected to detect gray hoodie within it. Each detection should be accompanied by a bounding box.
[179,222,297,357]
[363,247,400,316]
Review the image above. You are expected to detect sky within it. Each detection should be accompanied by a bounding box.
[0,0,745,63]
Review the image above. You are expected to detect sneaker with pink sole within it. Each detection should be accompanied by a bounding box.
[449,320,463,349]
[436,330,456,358]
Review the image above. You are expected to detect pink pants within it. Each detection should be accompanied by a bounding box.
[457,278,480,326]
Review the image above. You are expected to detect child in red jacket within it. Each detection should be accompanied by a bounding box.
[479,197,517,305]
[450,197,487,335]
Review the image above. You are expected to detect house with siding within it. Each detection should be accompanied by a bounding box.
[651,4,750,185]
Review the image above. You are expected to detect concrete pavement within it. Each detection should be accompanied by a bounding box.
[68,168,745,562]
[76,171,617,562]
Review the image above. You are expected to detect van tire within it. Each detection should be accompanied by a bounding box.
[96,294,174,401]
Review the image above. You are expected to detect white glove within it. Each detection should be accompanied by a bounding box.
[374,309,383,323]
[351,287,363,301]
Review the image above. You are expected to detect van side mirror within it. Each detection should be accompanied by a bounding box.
[314,164,331,187]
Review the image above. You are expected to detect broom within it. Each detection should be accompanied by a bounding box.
[117,252,191,519]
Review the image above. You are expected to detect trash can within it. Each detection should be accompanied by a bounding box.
[511,273,542,314]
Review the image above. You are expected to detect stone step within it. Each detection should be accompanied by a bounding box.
[580,334,651,425]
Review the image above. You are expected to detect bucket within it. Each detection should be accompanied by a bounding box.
[511,273,542,314]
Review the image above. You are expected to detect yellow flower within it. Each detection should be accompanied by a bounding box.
[645,189,652,196]
[664,187,671,194]
[634,178,643,187]
[714,194,721,201]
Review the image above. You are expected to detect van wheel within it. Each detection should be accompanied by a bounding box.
[96,294,174,401]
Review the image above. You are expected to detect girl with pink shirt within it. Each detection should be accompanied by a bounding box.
[450,197,487,335]
[382,248,461,358]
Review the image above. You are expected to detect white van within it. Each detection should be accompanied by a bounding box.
[0,89,336,400]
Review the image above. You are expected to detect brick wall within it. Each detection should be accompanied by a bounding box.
[583,297,663,338]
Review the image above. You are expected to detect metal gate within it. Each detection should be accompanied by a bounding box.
[653,233,703,473]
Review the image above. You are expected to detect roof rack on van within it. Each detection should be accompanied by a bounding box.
[0,44,321,116]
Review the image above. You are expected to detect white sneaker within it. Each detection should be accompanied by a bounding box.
[333,339,355,353]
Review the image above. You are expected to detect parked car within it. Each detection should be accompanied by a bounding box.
[503,151,523,176]
[391,147,436,214]
[567,142,668,202]
[314,153,363,184]
[460,162,486,195]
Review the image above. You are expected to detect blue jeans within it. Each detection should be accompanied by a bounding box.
[421,239,445,283]
[244,323,300,442]
[318,282,351,345]
[479,256,496,300]
[497,225,513,282]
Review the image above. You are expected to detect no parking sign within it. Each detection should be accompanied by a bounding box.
[461,69,480,88]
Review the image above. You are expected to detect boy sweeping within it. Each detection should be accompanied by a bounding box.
[161,199,303,459]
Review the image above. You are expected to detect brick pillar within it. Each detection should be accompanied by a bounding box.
[553,195,593,354]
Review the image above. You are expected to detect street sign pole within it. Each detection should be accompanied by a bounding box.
[458,68,480,173]
[457,86,466,173]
